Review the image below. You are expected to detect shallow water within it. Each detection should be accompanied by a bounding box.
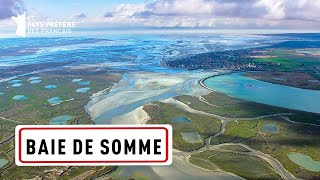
[204,73,320,113]
[72,79,82,82]
[30,80,42,84]
[79,81,91,85]
[261,123,279,134]
[76,87,90,93]
[287,153,320,172]
[8,79,21,84]
[13,95,27,100]
[50,115,73,125]
[47,97,61,104]
[28,77,41,81]
[45,85,57,89]
[172,116,191,124]
[0,159,8,168]
[11,83,22,87]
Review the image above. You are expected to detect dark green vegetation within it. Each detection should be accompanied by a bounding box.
[143,103,221,151]
[172,91,320,179]
[210,118,320,179]
[245,71,320,90]
[0,66,122,179]
[190,150,281,179]
[175,91,320,125]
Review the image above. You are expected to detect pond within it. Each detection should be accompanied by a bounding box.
[72,79,82,82]
[30,80,42,84]
[79,81,91,86]
[47,97,61,104]
[13,95,27,100]
[203,73,320,113]
[261,123,279,134]
[76,87,90,93]
[11,83,22,87]
[28,77,41,81]
[8,79,21,84]
[172,116,191,124]
[45,85,57,89]
[49,115,73,125]
[287,153,320,172]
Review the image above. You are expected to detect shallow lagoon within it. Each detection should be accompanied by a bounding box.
[50,115,73,125]
[13,95,27,100]
[287,153,320,172]
[0,159,8,168]
[76,87,90,93]
[204,73,320,113]
[45,85,57,89]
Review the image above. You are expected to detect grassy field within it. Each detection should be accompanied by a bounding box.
[190,150,281,179]
[175,91,320,125]
[144,102,221,151]
[0,66,122,179]
[244,71,320,90]
[210,117,320,179]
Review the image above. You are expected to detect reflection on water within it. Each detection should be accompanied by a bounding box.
[204,73,320,113]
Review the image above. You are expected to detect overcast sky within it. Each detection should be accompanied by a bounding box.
[1,0,320,30]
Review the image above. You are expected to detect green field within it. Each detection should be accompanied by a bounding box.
[144,103,221,151]
[190,150,281,179]
[0,67,122,179]
[209,117,320,179]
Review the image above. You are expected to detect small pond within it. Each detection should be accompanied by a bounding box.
[261,123,279,134]
[13,95,27,100]
[49,115,73,125]
[47,97,61,104]
[287,153,320,172]
[76,87,90,93]
[45,85,57,89]
[172,116,191,124]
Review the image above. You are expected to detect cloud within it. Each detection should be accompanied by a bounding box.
[74,13,87,19]
[0,0,24,20]
[98,0,320,29]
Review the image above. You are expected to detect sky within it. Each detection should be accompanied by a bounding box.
[1,0,320,30]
